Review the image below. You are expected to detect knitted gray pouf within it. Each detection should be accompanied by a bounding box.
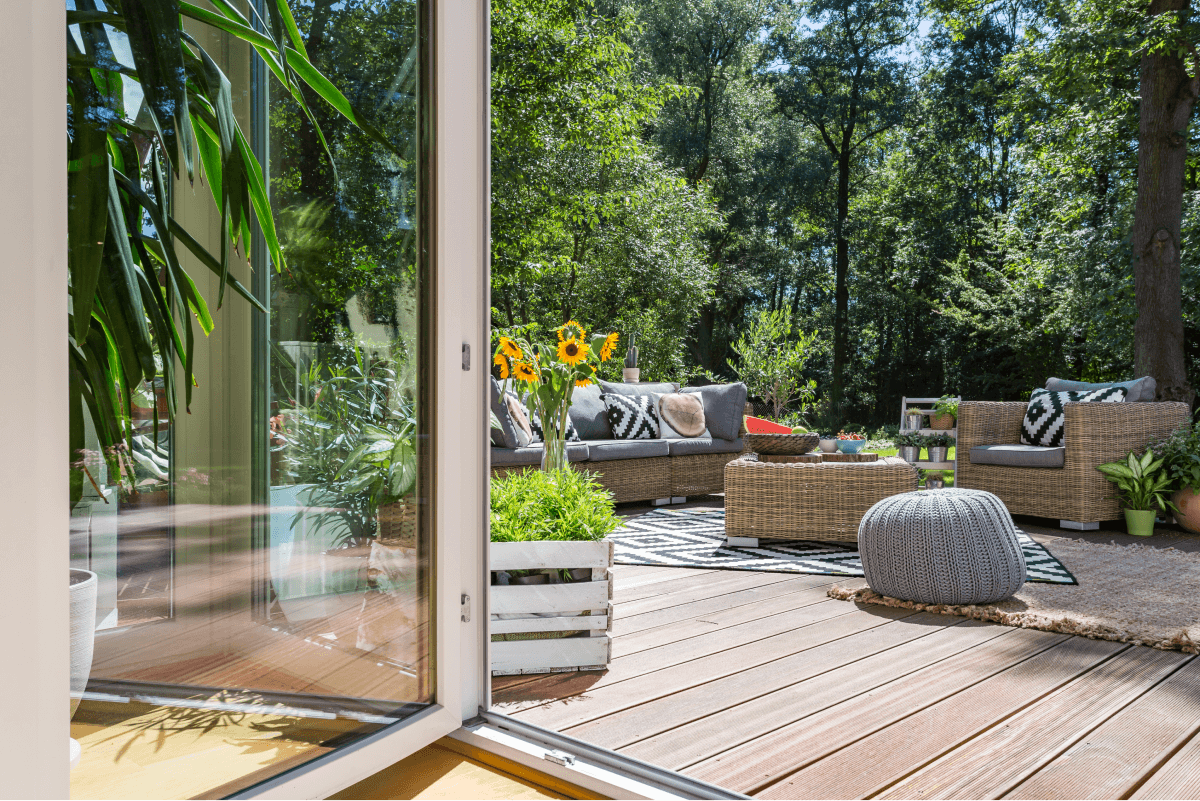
[858,488,1026,605]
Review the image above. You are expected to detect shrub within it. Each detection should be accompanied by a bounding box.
[1151,423,1200,492]
[490,468,621,542]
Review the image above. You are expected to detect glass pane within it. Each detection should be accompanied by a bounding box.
[69,1,431,796]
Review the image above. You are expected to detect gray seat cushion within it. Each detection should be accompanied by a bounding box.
[491,443,590,466]
[598,379,679,398]
[1046,376,1156,402]
[682,382,748,441]
[567,383,612,440]
[970,444,1064,468]
[583,439,670,462]
[666,437,744,456]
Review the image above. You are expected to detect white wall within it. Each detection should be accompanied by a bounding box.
[0,1,69,796]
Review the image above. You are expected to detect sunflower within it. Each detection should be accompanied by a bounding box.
[512,361,539,384]
[498,336,522,360]
[557,337,588,367]
[599,332,619,362]
[575,376,593,388]
[493,352,510,379]
[556,320,586,343]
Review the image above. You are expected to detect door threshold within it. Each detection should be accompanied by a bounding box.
[455,711,749,800]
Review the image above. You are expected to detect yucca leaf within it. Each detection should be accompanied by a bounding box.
[168,216,266,311]
[121,0,193,180]
[67,68,109,346]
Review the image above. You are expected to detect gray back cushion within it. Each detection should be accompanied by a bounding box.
[598,379,679,397]
[1045,376,1156,403]
[490,377,519,448]
[567,383,612,440]
[682,382,748,441]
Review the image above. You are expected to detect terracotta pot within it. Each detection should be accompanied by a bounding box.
[1172,487,1200,534]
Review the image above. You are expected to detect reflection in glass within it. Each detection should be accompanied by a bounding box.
[70,1,429,796]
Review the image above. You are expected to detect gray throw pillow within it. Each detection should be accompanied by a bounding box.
[1045,376,1157,403]
[566,383,612,440]
[682,382,747,441]
[490,377,519,448]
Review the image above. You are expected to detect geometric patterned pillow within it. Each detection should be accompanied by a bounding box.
[1020,386,1126,447]
[600,393,661,440]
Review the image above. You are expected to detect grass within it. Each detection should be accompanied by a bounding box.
[869,446,956,486]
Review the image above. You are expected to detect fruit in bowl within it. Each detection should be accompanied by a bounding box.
[836,431,866,454]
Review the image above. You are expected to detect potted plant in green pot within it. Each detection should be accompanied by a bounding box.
[1152,423,1200,534]
[489,468,622,675]
[1096,450,1176,537]
[897,432,925,464]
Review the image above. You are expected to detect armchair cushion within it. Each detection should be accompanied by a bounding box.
[970,444,1064,468]
[1046,375,1156,403]
[1020,386,1126,447]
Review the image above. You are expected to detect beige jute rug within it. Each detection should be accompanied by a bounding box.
[829,538,1200,653]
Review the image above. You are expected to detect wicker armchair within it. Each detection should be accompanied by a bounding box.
[956,400,1190,527]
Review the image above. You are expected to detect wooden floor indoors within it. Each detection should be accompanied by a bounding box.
[492,561,1200,799]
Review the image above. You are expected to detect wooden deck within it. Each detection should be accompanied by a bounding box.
[492,565,1200,799]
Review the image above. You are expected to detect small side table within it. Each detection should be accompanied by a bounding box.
[724,456,918,546]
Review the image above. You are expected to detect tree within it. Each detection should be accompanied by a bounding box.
[1133,0,1198,403]
[768,0,917,421]
[731,308,819,420]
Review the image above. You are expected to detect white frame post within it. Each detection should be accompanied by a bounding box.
[0,2,69,797]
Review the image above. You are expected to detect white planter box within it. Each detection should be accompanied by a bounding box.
[490,540,613,676]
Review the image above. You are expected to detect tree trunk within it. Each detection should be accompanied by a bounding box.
[830,146,851,420]
[1132,0,1198,403]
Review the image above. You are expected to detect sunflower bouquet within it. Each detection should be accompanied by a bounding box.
[493,321,619,472]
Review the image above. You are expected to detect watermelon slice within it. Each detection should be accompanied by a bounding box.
[744,416,793,434]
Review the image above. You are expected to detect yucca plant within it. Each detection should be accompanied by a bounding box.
[67,0,394,502]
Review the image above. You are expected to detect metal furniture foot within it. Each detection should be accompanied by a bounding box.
[671,496,687,504]
[1059,520,1099,531]
[725,536,759,547]
[652,497,672,506]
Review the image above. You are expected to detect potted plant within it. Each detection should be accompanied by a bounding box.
[490,468,622,674]
[1151,423,1200,533]
[905,407,925,431]
[623,332,640,383]
[493,322,619,471]
[925,433,955,464]
[930,396,959,430]
[896,432,925,463]
[1095,450,1176,537]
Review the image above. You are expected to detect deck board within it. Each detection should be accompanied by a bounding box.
[494,561,1200,799]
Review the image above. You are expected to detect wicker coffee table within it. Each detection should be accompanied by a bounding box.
[724,456,918,545]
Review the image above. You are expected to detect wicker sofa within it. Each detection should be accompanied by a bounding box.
[956,399,1190,527]
[490,379,747,504]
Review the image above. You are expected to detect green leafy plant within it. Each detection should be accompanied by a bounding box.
[1151,423,1200,492]
[905,407,924,416]
[730,309,819,421]
[896,432,926,447]
[490,469,621,543]
[925,433,956,449]
[335,422,418,510]
[67,0,390,503]
[1095,450,1177,513]
[933,396,960,419]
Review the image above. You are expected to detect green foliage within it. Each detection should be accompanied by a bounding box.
[730,309,818,420]
[895,431,926,447]
[490,469,622,542]
[925,432,956,448]
[933,396,959,418]
[1095,449,1177,513]
[1151,424,1200,493]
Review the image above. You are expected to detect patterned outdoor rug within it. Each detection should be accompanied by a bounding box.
[609,507,1077,585]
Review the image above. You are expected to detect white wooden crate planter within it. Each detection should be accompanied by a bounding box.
[489,539,613,676]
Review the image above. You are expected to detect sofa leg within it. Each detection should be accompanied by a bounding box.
[671,496,687,504]
[726,536,759,548]
[652,497,672,506]
[1059,520,1100,531]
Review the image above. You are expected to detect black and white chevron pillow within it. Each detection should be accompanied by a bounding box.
[1020,386,1126,447]
[506,391,580,443]
[601,394,660,440]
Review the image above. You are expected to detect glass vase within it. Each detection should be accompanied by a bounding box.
[541,437,568,472]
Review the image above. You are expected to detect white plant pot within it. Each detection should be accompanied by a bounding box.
[70,569,98,769]
[622,367,640,383]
